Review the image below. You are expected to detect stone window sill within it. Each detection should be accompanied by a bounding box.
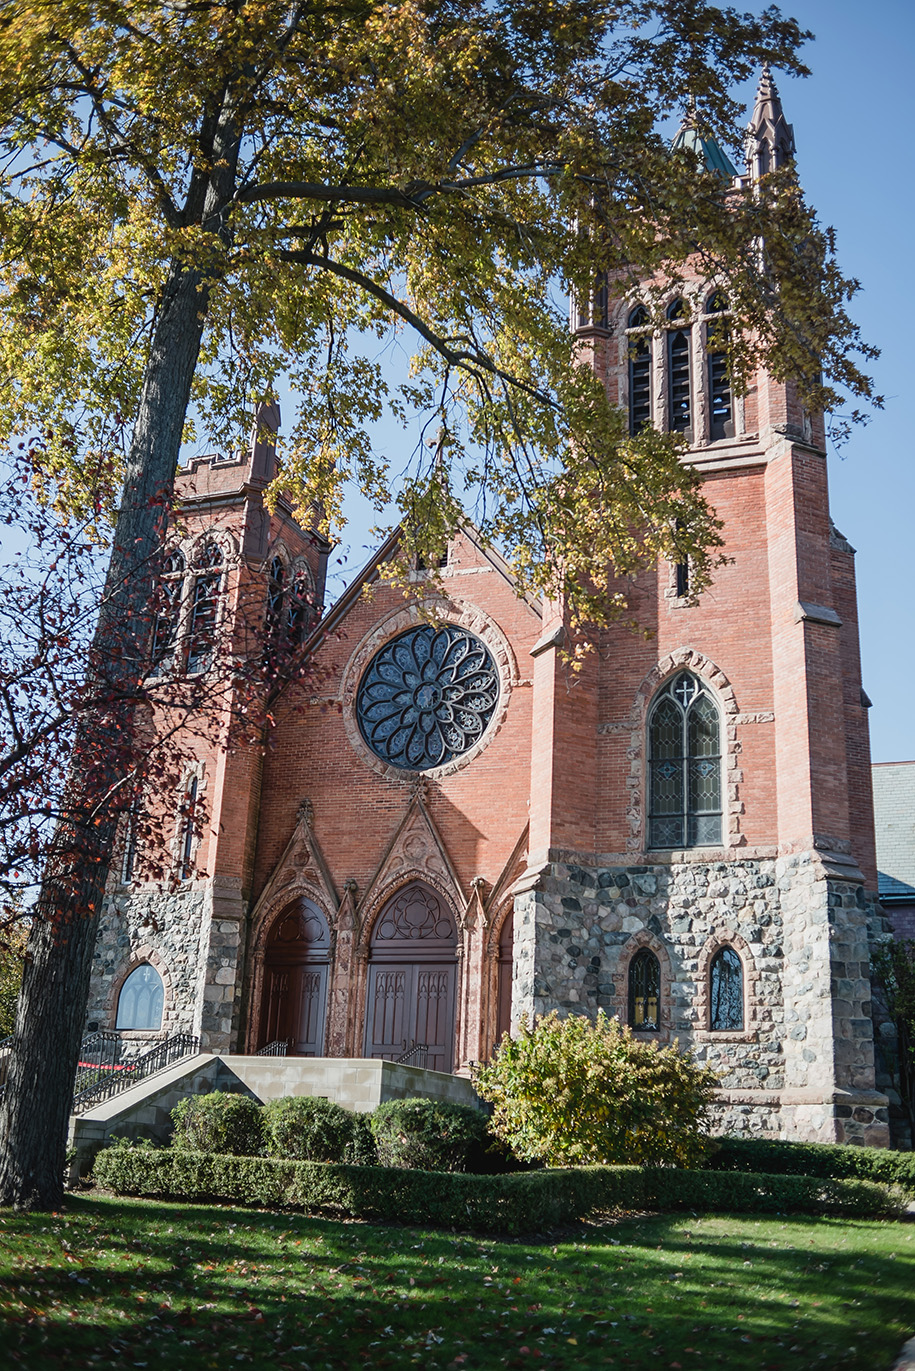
[695,1029,758,1043]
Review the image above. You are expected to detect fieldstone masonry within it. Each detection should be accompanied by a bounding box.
[512,852,889,1147]
[88,880,243,1052]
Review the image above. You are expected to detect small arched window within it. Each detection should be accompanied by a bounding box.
[187,544,224,674]
[627,306,652,436]
[150,549,185,676]
[116,963,164,1031]
[628,949,661,1031]
[648,671,722,848]
[709,946,743,1030]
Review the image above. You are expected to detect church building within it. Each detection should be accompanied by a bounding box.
[86,71,891,1148]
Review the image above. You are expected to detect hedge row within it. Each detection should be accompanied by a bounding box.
[709,1136,915,1196]
[92,1146,905,1233]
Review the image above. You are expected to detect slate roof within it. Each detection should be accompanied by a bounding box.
[872,760,915,901]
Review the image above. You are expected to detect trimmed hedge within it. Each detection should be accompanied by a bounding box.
[171,1092,263,1158]
[709,1136,915,1196]
[370,1098,488,1172]
[92,1146,905,1234]
[262,1096,376,1165]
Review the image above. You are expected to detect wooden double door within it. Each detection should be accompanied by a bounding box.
[364,882,457,1073]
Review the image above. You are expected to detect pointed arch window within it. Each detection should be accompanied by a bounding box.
[709,946,743,1030]
[577,272,609,330]
[666,299,691,435]
[648,671,722,848]
[150,550,185,675]
[705,292,733,441]
[116,964,164,1031]
[628,948,661,1031]
[187,543,224,674]
[627,305,652,436]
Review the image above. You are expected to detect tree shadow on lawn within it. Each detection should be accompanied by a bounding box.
[1,1197,913,1370]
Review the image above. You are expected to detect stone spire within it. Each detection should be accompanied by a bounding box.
[745,64,796,179]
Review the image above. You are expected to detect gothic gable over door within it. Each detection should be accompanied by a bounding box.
[259,899,330,1056]
[364,882,457,1073]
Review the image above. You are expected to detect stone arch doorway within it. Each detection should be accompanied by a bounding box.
[258,898,330,1055]
[364,882,457,1073]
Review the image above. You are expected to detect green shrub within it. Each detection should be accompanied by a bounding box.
[708,1135,915,1195]
[262,1095,375,1164]
[474,1010,719,1168]
[370,1097,489,1172]
[92,1144,905,1231]
[171,1091,263,1157]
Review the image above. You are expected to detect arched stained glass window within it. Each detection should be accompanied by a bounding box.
[648,671,722,848]
[286,574,311,646]
[709,946,743,1030]
[116,964,164,1031]
[628,949,661,1031]
[627,306,652,437]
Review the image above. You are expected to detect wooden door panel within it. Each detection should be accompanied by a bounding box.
[294,965,328,1057]
[414,966,455,1073]
[365,965,407,1058]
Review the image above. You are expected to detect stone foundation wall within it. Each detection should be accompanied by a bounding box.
[512,852,889,1146]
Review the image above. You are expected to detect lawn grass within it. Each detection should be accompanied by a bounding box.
[1,1195,913,1370]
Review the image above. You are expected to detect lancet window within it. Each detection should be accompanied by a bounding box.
[150,550,185,676]
[628,948,661,1031]
[666,298,692,435]
[709,946,743,1030]
[627,306,652,436]
[705,292,733,440]
[648,671,722,849]
[187,543,224,674]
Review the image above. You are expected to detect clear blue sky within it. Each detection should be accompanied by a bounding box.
[308,0,914,763]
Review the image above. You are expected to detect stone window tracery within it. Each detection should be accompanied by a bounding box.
[648,671,722,848]
[187,543,224,674]
[356,624,500,771]
[150,549,185,676]
[116,963,164,1031]
[709,945,744,1030]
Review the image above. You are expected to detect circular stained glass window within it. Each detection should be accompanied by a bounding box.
[357,624,500,770]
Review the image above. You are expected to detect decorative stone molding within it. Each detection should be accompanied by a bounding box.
[355,788,465,942]
[338,597,517,782]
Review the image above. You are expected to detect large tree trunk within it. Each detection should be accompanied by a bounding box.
[0,123,240,1208]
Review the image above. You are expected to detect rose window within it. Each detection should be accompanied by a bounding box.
[357,624,500,770]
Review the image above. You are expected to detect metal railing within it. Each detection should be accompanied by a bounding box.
[71,1032,199,1114]
[395,1040,429,1068]
[256,1040,289,1057]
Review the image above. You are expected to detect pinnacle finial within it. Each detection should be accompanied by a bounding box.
[746,63,796,178]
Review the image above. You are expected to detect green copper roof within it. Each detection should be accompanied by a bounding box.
[672,123,738,179]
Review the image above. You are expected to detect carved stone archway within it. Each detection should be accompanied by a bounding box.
[258,897,331,1055]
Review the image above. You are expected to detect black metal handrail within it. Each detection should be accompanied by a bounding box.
[71,1032,200,1114]
[255,1040,289,1057]
[395,1040,429,1068]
